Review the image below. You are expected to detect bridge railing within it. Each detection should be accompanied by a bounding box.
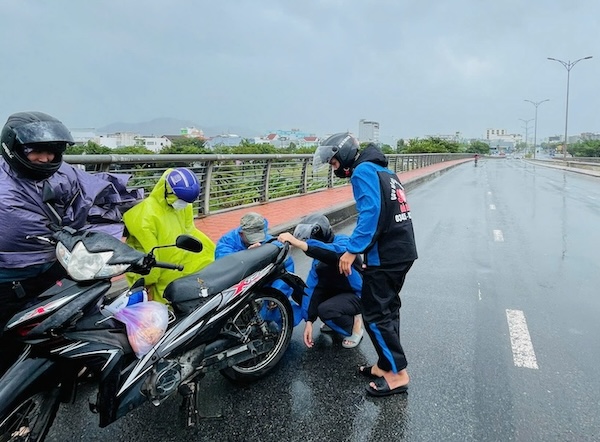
[65,152,470,216]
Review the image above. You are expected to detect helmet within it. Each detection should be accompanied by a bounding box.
[166,168,200,203]
[1,111,74,180]
[313,132,359,178]
[293,213,334,243]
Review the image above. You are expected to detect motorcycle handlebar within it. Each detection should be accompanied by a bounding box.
[155,261,184,271]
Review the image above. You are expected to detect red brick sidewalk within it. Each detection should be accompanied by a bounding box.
[195,159,470,242]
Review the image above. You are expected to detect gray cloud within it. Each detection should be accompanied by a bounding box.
[0,0,597,143]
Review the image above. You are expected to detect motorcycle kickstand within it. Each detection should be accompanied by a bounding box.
[179,381,199,427]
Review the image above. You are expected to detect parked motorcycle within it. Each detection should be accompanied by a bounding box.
[0,184,305,441]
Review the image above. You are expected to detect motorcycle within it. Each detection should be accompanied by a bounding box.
[0,184,305,441]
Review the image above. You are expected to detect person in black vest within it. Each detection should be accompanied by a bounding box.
[313,133,418,397]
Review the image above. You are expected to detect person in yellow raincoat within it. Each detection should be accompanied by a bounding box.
[123,167,215,302]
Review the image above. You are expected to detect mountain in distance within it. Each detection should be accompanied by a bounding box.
[96,117,262,138]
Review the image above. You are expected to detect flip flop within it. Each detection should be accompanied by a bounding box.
[358,365,381,380]
[342,328,364,348]
[366,377,408,397]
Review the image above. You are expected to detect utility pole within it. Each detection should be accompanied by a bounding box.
[547,56,593,160]
[524,99,549,159]
[519,118,533,155]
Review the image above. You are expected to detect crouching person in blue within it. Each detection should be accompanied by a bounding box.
[278,214,363,349]
[0,111,142,373]
[215,212,302,326]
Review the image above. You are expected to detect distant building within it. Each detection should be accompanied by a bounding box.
[425,132,462,142]
[70,128,97,145]
[580,132,600,141]
[95,132,140,149]
[205,134,244,149]
[180,127,205,139]
[138,136,172,152]
[485,128,521,145]
[262,129,319,148]
[87,132,172,152]
[358,119,380,143]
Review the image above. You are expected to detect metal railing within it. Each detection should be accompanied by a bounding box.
[65,152,470,216]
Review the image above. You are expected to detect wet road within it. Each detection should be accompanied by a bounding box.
[46,159,600,441]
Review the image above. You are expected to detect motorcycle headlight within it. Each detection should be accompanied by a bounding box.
[56,241,130,281]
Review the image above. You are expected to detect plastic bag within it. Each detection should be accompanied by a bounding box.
[114,301,169,358]
[102,286,148,316]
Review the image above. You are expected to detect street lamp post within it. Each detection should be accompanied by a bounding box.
[547,56,593,160]
[519,118,533,155]
[524,99,549,159]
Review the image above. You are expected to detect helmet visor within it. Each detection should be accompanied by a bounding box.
[293,222,316,241]
[13,121,74,145]
[312,144,337,171]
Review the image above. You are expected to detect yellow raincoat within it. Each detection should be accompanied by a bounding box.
[123,169,215,302]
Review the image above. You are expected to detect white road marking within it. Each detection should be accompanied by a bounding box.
[506,309,539,369]
[493,230,504,241]
[489,204,496,210]
[477,282,482,301]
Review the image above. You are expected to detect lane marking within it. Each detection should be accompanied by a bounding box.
[489,204,496,210]
[477,282,482,301]
[493,230,504,241]
[506,309,539,369]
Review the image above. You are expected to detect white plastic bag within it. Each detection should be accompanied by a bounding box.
[114,301,169,358]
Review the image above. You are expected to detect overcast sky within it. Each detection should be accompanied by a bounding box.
[1,1,597,144]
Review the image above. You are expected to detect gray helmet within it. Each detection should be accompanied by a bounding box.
[293,213,334,243]
[1,111,74,180]
[313,132,359,178]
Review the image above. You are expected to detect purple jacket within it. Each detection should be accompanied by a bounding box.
[0,159,142,270]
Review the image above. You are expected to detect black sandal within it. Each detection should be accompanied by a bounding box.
[358,365,381,380]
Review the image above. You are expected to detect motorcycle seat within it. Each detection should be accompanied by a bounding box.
[164,243,280,310]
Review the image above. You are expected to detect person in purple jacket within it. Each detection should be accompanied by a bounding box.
[313,133,418,397]
[0,111,141,372]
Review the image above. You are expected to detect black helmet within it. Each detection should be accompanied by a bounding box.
[313,132,359,178]
[293,213,334,243]
[1,111,74,180]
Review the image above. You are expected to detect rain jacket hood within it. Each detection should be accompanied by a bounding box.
[354,143,389,169]
[124,169,215,301]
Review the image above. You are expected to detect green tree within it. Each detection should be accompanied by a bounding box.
[112,146,154,155]
[468,140,490,154]
[570,139,600,157]
[396,139,406,153]
[160,137,209,154]
[403,137,460,153]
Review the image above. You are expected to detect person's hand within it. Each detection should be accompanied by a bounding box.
[248,242,261,249]
[339,251,357,276]
[303,321,314,348]
[277,232,295,245]
[277,232,307,251]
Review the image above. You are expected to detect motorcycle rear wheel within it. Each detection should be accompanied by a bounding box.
[220,290,293,384]
[0,388,60,442]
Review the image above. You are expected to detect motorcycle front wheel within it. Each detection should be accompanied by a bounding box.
[0,387,60,442]
[220,290,293,384]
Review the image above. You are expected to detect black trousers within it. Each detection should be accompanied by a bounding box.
[316,291,362,336]
[361,261,414,373]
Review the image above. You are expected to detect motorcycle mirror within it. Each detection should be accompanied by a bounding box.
[175,234,203,253]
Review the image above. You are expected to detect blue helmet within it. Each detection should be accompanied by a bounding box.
[166,168,200,203]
